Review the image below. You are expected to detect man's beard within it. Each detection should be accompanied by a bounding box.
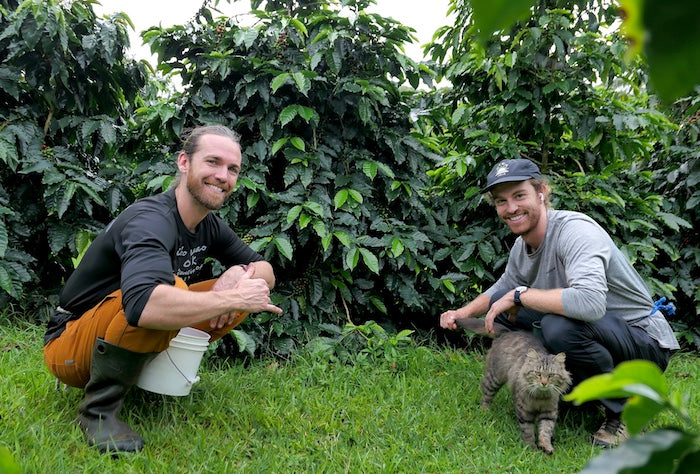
[187,179,227,211]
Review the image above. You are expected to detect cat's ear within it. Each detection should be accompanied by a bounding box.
[553,352,566,364]
[526,348,540,359]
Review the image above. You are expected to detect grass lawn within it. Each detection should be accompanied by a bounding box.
[1,318,698,473]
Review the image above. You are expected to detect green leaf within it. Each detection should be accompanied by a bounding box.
[0,264,13,295]
[477,240,496,262]
[346,190,362,205]
[290,137,305,151]
[0,222,7,258]
[271,73,290,93]
[0,138,19,170]
[246,193,260,209]
[304,201,323,217]
[472,0,535,41]
[321,233,332,251]
[643,0,700,102]
[58,182,77,217]
[231,329,257,357]
[81,120,101,139]
[273,236,293,261]
[391,237,405,258]
[289,19,307,36]
[657,212,691,231]
[298,213,311,229]
[248,237,272,253]
[334,189,349,209]
[74,230,93,256]
[370,296,387,314]
[0,444,21,473]
[243,28,259,49]
[451,105,467,125]
[310,51,323,70]
[271,138,288,155]
[297,106,318,124]
[565,360,668,407]
[359,248,379,274]
[676,449,700,474]
[376,162,396,179]
[358,97,372,124]
[100,121,117,145]
[442,279,456,293]
[456,242,476,262]
[147,175,170,192]
[345,248,359,270]
[579,429,697,474]
[623,391,666,435]
[312,219,327,239]
[334,231,351,247]
[71,230,93,268]
[286,205,303,224]
[77,182,105,207]
[362,161,378,180]
[292,71,310,95]
[279,105,298,127]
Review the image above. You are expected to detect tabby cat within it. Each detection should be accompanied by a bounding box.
[457,318,572,454]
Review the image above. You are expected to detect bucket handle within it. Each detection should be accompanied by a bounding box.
[165,349,201,386]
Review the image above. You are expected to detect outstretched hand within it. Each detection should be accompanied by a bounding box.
[233,265,283,314]
[439,309,463,330]
[209,265,282,329]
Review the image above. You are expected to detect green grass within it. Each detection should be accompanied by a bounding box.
[1,319,698,473]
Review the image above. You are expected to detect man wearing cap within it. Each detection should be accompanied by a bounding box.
[439,158,679,447]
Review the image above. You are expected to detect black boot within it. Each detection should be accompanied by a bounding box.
[78,339,155,454]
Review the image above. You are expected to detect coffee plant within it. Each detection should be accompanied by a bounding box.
[135,0,457,355]
[0,0,696,354]
[0,0,147,312]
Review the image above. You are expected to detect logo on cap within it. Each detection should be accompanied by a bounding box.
[494,162,510,177]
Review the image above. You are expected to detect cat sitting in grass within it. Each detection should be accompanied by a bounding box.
[457,318,572,454]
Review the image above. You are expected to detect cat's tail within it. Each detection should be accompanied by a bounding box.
[455,318,509,337]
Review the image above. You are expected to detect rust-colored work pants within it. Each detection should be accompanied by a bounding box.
[43,277,248,388]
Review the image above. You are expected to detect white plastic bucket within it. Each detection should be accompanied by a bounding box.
[136,327,211,396]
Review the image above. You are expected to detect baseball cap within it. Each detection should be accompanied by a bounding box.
[483,159,542,192]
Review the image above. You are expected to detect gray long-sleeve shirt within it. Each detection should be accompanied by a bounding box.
[485,210,679,350]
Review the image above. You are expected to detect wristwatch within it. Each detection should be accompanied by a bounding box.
[514,286,528,306]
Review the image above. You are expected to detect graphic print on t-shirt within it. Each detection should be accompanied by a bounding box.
[175,244,208,281]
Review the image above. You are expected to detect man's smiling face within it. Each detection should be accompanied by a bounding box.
[491,180,545,239]
[184,133,241,211]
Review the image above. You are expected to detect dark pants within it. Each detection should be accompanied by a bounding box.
[490,289,670,414]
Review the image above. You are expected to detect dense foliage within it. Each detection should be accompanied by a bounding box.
[0,0,696,352]
[135,0,459,355]
[0,0,147,311]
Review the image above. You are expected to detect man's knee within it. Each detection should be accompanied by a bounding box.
[540,314,582,353]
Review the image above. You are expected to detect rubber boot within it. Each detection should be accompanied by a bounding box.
[78,338,156,454]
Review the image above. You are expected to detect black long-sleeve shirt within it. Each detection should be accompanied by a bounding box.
[45,189,261,343]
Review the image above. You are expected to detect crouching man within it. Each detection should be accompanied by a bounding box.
[440,158,679,448]
[43,125,282,453]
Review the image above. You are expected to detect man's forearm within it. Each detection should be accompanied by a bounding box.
[517,288,565,315]
[138,284,245,330]
[456,293,492,319]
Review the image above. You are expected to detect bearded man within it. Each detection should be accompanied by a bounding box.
[44,125,282,453]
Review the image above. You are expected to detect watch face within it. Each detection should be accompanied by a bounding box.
[515,286,527,292]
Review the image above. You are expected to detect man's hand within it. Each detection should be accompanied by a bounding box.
[440,309,464,330]
[209,265,282,329]
[484,291,517,334]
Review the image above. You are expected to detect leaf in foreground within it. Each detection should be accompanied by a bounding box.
[579,429,696,473]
